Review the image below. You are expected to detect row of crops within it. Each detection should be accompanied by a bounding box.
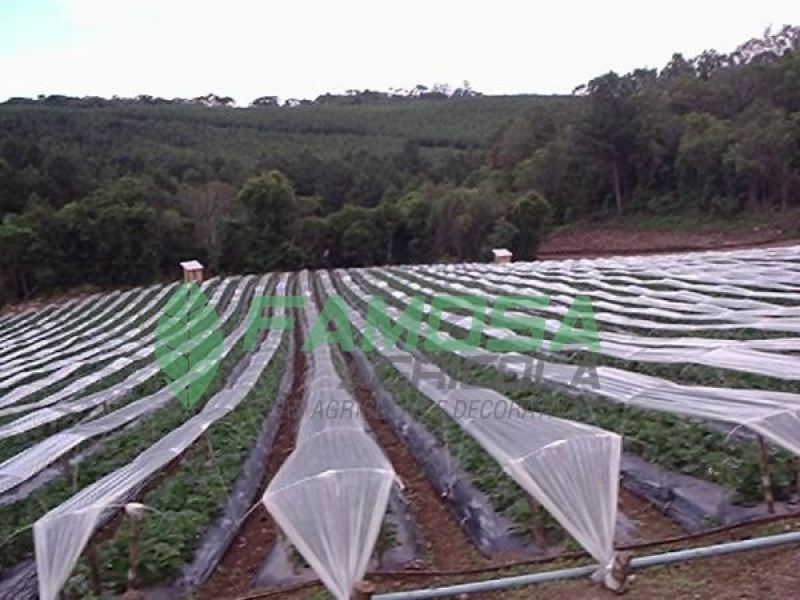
[0,245,799,599]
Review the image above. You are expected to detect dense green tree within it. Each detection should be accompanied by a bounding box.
[509,193,553,261]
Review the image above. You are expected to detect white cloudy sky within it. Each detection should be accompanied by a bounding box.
[0,0,797,104]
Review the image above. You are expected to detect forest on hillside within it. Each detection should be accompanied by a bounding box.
[0,26,798,305]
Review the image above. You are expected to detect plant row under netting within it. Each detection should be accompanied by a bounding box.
[343,269,800,505]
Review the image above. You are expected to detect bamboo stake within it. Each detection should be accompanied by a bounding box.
[352,580,376,600]
[757,436,775,514]
[527,496,547,548]
[84,542,103,595]
[124,503,145,592]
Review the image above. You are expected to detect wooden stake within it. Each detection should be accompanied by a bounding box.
[527,496,547,548]
[84,542,103,595]
[374,527,386,570]
[124,504,145,592]
[352,580,376,600]
[793,458,800,504]
[757,436,775,514]
[60,456,73,485]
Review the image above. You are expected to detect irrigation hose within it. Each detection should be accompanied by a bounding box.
[230,509,800,600]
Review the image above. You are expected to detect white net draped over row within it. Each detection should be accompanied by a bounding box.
[321,271,623,578]
[32,275,284,600]
[374,268,800,379]
[0,281,176,384]
[0,278,251,497]
[261,272,395,600]
[345,269,800,458]
[0,278,221,419]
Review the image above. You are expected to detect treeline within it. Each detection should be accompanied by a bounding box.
[489,25,800,222]
[4,80,480,109]
[1,26,799,306]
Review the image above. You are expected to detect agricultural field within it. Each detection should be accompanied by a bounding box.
[1,245,800,600]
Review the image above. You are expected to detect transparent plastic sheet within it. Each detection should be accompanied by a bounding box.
[32,274,284,600]
[0,281,218,414]
[0,293,100,350]
[425,245,800,305]
[261,272,395,600]
[0,282,177,383]
[322,272,622,578]
[371,269,800,379]
[0,276,252,495]
[343,271,800,459]
[407,265,800,354]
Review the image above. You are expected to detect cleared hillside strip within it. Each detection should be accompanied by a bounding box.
[33,274,287,600]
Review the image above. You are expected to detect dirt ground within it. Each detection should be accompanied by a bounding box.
[251,518,799,600]
[538,216,800,259]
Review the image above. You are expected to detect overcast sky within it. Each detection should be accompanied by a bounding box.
[0,0,797,104]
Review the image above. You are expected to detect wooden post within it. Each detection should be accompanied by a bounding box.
[791,457,800,505]
[373,527,386,570]
[125,504,145,592]
[60,456,73,485]
[527,496,547,548]
[84,542,103,595]
[757,436,775,514]
[352,580,376,600]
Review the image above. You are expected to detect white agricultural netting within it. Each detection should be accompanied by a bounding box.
[0,292,102,350]
[0,287,136,357]
[404,264,800,334]
[0,291,102,344]
[0,278,223,415]
[261,272,395,600]
[0,295,86,343]
[0,285,157,375]
[0,281,178,384]
[0,276,252,494]
[490,244,800,299]
[425,262,800,318]
[375,269,800,379]
[321,272,623,578]
[33,274,285,600]
[341,270,800,458]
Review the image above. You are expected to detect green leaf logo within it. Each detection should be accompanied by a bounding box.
[154,281,224,409]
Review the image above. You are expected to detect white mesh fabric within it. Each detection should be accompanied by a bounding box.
[0,278,251,496]
[321,271,622,571]
[261,272,395,600]
[33,275,285,600]
[344,268,800,458]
